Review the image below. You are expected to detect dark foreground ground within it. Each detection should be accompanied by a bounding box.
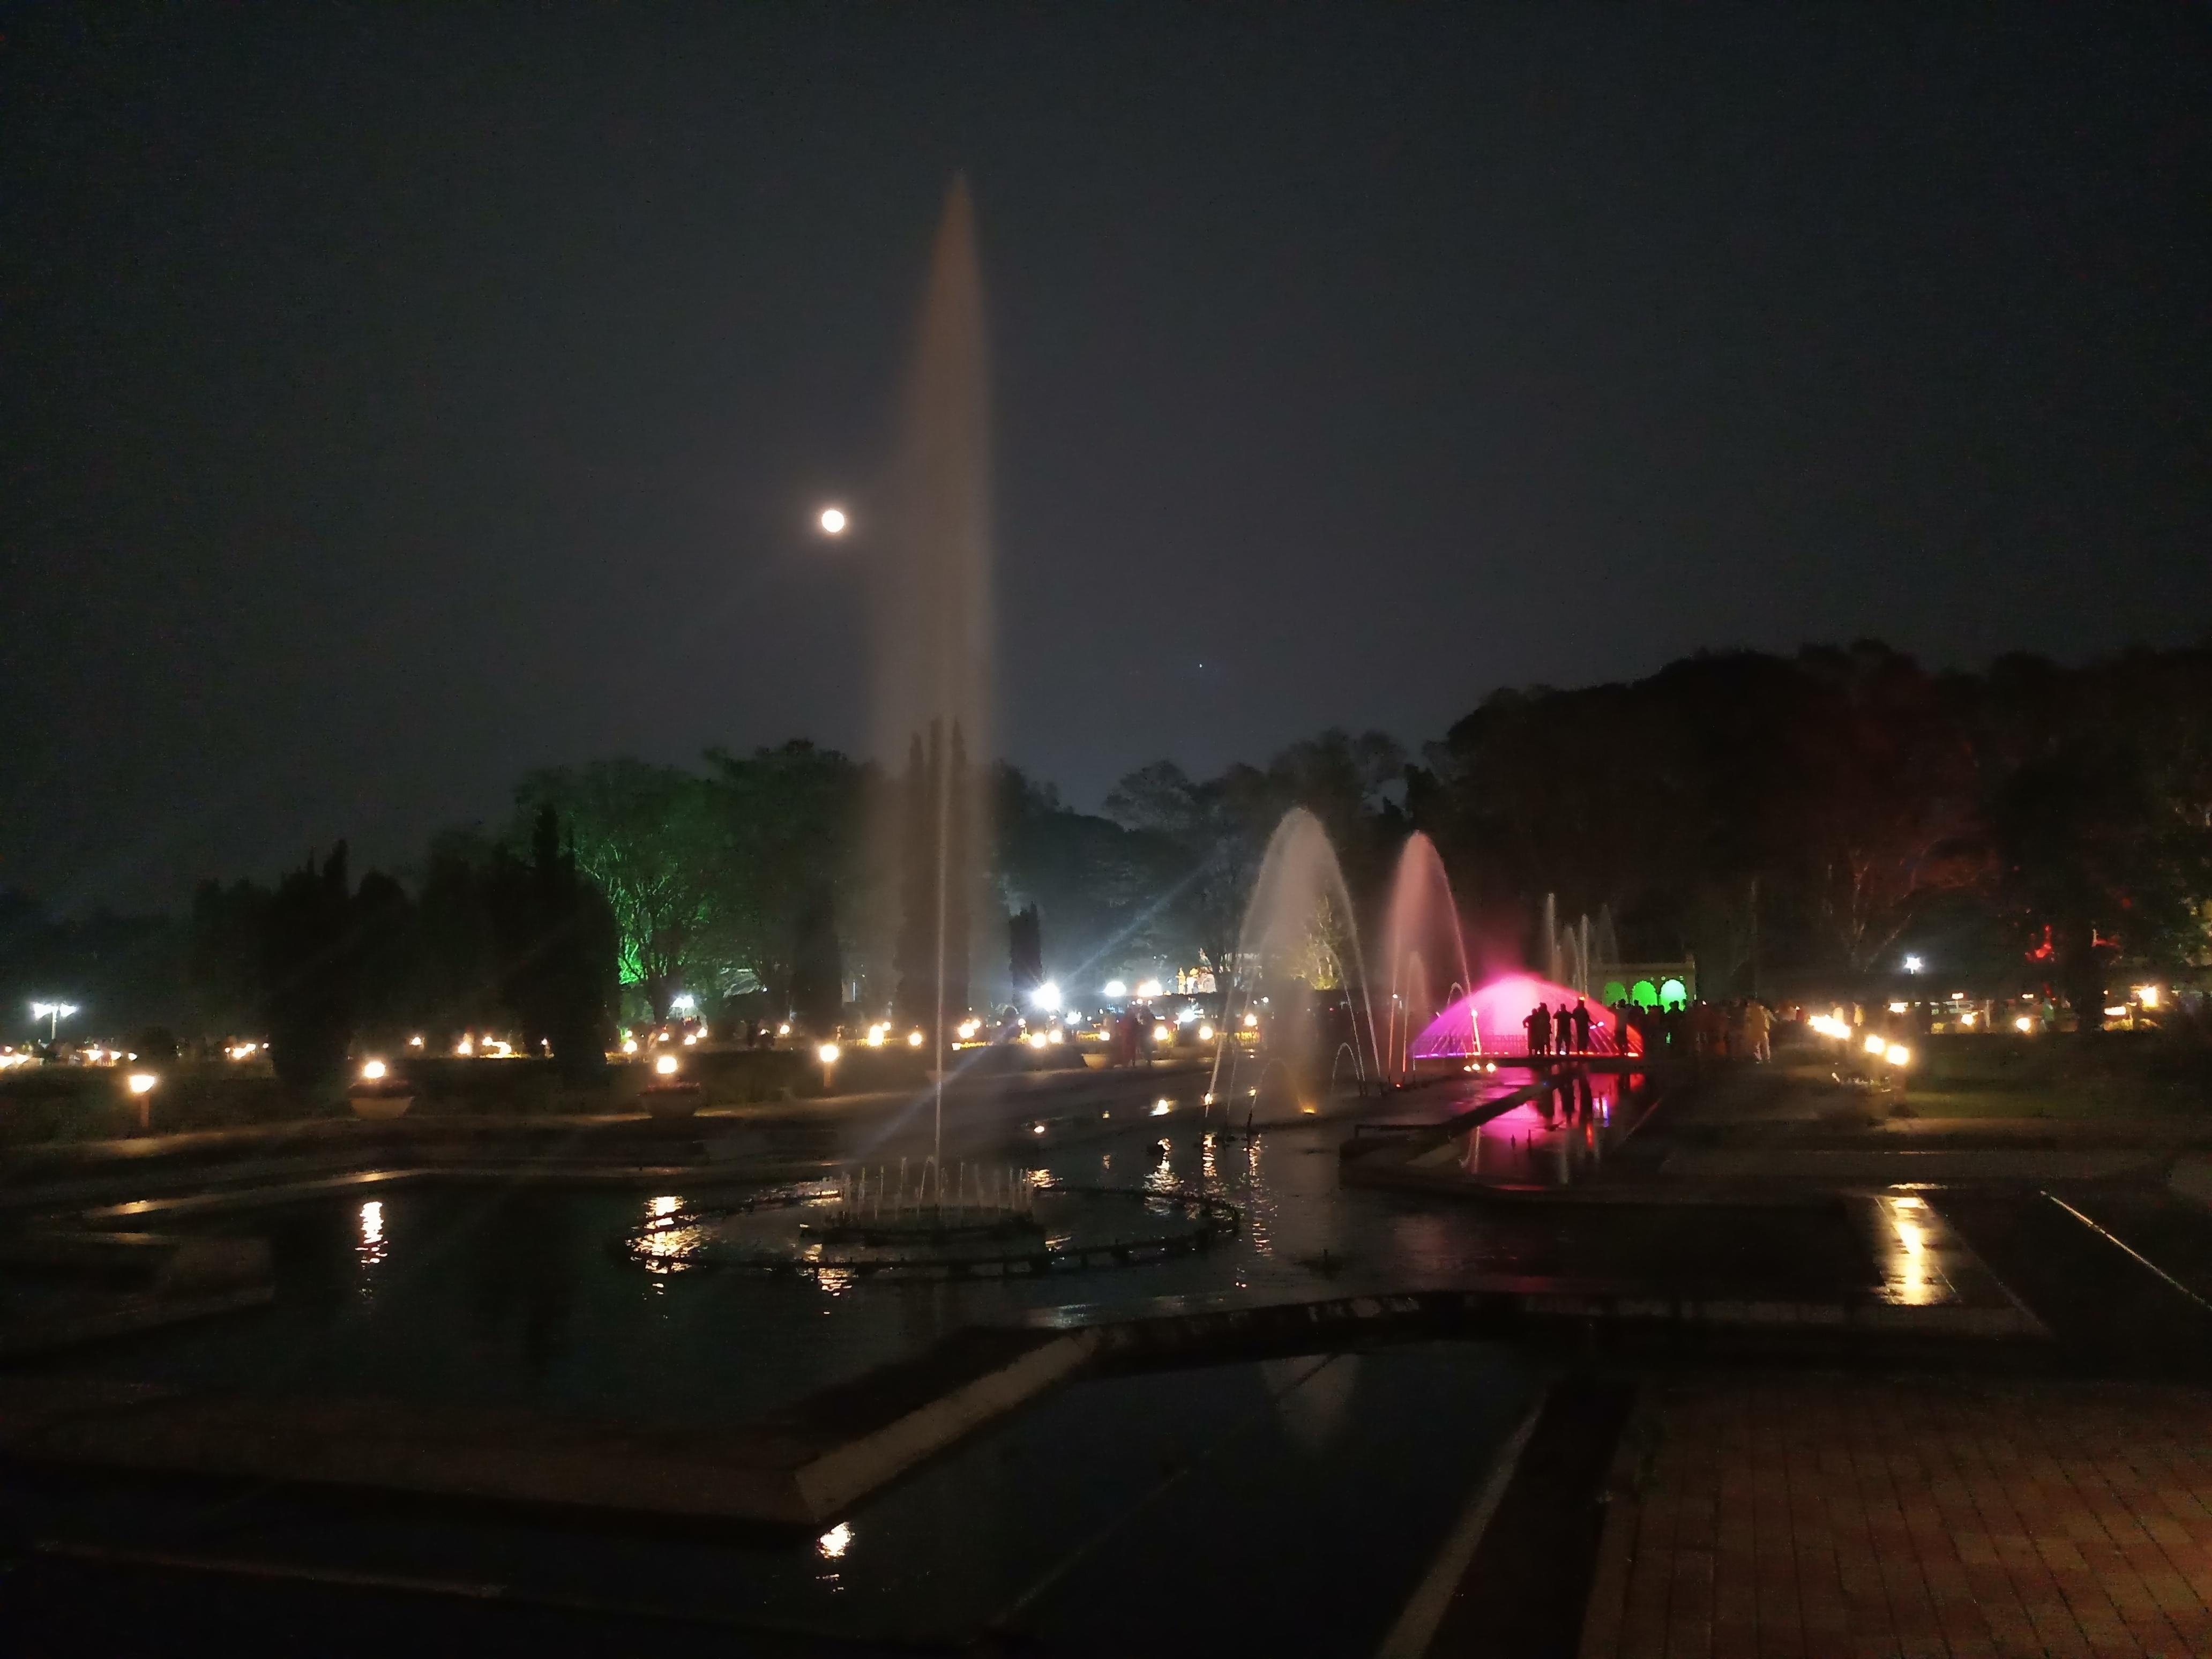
[4,1043,2212,1655]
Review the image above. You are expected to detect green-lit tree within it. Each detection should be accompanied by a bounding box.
[516,760,724,1020]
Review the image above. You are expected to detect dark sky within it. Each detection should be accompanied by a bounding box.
[4,5,2206,911]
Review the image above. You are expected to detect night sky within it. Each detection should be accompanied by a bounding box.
[4,5,2206,911]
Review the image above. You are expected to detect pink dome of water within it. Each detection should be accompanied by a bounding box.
[1409,972,1643,1059]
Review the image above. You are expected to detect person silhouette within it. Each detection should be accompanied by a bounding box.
[1555,1003,1573,1056]
[1572,998,1593,1054]
[1528,1002,1551,1058]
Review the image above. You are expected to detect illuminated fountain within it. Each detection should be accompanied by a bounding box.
[616,1167,1236,1281]
[1410,970,1643,1062]
[866,177,994,1163]
[1207,809,1380,1126]
[1379,831,1475,1080]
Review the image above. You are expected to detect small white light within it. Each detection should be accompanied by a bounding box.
[654,1053,679,1077]
[621,1037,639,1055]
[126,1072,158,1095]
[1197,1023,1215,1042]
[359,1059,388,1082]
[817,1042,841,1065]
[776,1022,791,1037]
[1103,980,1127,999]
[1886,1044,1911,1067]
[1902,954,1924,974]
[817,1520,852,1558]
[1031,981,1062,1012]
[1152,1098,1172,1116]
[1033,1123,1047,1134]
[2014,1015,2034,1033]
[1152,1023,1171,1043]
[1864,1034,1887,1056]
[907,1029,924,1048]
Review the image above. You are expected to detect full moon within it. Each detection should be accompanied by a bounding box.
[818,506,848,535]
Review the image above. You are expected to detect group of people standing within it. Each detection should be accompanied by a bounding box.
[1524,995,1776,1062]
[1522,998,1595,1055]
[1607,996,1773,1062]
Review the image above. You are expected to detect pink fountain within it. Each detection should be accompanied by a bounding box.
[1409,970,1643,1063]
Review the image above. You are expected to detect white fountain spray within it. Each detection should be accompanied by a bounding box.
[1381,831,1476,1079]
[872,178,992,1168]
[1206,808,1381,1122]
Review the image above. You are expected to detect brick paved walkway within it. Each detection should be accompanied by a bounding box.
[1579,1376,2212,1658]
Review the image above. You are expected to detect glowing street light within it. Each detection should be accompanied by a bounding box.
[1030,981,1062,1012]
[1902,954,1924,974]
[29,1001,78,1042]
[818,506,848,536]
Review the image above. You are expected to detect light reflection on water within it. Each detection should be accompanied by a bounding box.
[102,1070,1862,1430]
[356,1199,386,1282]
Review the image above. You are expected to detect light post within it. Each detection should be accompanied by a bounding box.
[29,1001,79,1043]
[125,1068,159,1132]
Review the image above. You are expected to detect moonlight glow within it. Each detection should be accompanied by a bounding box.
[818,506,848,535]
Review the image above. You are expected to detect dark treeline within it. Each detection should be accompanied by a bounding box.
[184,806,618,1090]
[1417,643,2212,1011]
[6,643,2208,1057]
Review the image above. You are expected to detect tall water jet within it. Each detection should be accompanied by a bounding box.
[1380,832,1475,1079]
[1207,809,1381,1121]
[1594,905,1620,983]
[868,177,993,1161]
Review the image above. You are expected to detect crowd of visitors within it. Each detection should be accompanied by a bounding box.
[1524,995,1776,1061]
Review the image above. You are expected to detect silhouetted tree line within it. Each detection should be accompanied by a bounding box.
[1409,642,2212,1008]
[188,807,617,1092]
[9,643,2206,1051]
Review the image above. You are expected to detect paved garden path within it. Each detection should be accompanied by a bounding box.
[1579,1374,2212,1658]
